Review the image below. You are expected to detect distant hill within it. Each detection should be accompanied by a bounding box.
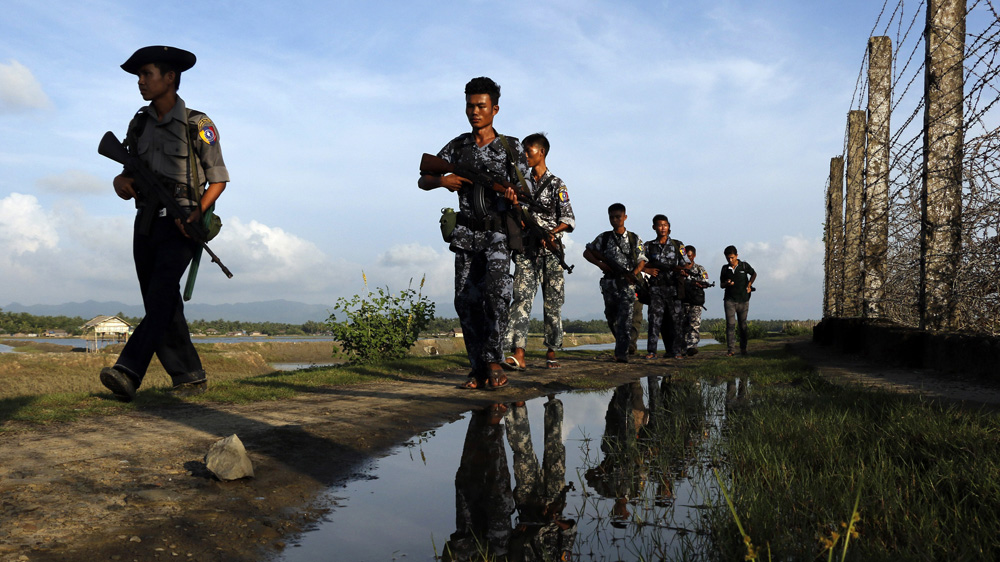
[3,300,334,324]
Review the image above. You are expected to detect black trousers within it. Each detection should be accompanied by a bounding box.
[115,215,203,387]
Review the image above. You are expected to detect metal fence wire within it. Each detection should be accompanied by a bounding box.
[829,0,1000,335]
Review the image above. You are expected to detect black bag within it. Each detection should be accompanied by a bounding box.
[636,279,651,305]
[684,282,706,306]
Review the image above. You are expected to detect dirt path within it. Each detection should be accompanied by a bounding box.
[2,339,998,562]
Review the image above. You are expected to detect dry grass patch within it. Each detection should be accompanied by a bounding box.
[0,348,275,399]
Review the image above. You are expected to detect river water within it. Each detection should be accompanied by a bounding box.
[278,376,749,562]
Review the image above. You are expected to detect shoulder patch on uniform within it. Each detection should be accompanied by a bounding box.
[197,117,219,146]
[558,187,570,202]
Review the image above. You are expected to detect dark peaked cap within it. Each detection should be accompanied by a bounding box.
[120,46,196,74]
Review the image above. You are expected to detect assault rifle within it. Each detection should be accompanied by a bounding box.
[420,153,573,272]
[588,247,648,302]
[419,153,538,208]
[98,131,233,279]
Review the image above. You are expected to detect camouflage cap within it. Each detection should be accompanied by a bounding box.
[121,46,196,74]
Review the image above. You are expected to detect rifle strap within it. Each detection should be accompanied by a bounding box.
[600,231,640,271]
[497,134,531,195]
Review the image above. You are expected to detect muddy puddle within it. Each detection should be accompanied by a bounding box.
[278,375,750,561]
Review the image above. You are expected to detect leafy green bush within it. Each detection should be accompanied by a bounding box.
[327,274,435,363]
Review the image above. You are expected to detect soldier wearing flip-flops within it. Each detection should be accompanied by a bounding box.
[503,133,575,372]
[419,77,531,390]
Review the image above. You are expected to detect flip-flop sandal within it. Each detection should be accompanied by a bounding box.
[457,377,481,390]
[487,370,509,390]
[502,356,526,371]
[546,359,561,369]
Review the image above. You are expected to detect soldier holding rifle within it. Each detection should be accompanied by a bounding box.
[99,46,229,402]
[503,133,575,371]
[418,77,531,390]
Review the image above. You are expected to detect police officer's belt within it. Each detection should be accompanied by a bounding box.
[456,212,502,232]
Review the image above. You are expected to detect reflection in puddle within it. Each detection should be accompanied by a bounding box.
[270,362,343,371]
[279,376,749,561]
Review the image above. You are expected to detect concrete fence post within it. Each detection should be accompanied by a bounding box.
[865,36,892,319]
[920,0,965,331]
[825,156,845,318]
[844,110,867,317]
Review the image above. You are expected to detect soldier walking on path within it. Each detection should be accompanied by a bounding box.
[720,245,757,356]
[418,77,532,390]
[100,46,230,402]
[503,133,575,371]
[583,204,647,363]
[643,215,689,359]
[680,245,711,355]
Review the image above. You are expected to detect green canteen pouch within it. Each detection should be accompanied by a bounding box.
[203,209,222,241]
[440,207,457,242]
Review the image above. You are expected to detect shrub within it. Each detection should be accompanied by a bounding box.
[327,274,435,364]
[709,320,768,344]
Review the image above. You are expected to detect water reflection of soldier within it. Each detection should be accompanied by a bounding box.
[443,404,515,562]
[505,397,577,561]
[585,382,649,526]
[643,376,676,506]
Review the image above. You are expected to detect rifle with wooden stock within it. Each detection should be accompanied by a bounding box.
[98,131,233,279]
[419,153,573,272]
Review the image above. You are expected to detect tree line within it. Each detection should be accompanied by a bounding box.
[0,308,330,337]
[2,308,813,340]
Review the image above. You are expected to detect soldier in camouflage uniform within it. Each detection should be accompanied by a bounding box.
[504,133,575,371]
[583,204,647,363]
[419,77,531,390]
[643,215,690,359]
[681,245,711,355]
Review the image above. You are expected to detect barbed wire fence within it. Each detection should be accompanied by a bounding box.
[825,0,1000,336]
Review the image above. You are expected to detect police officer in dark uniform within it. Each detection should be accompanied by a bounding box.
[99,46,230,402]
[418,77,530,390]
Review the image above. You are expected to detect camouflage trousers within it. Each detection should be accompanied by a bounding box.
[682,303,703,351]
[506,250,565,351]
[629,299,643,354]
[600,278,636,358]
[454,233,512,374]
[647,285,684,356]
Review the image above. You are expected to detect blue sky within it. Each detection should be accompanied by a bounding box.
[1,0,884,321]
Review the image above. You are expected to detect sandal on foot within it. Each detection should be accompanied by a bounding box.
[546,359,561,369]
[644,353,657,360]
[502,356,526,371]
[457,377,481,390]
[487,370,509,390]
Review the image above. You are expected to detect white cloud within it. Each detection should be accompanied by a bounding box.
[739,235,825,319]
[743,235,824,283]
[215,217,333,287]
[36,170,106,195]
[0,60,51,113]
[0,193,58,259]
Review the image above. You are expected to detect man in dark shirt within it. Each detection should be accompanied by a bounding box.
[720,245,756,356]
